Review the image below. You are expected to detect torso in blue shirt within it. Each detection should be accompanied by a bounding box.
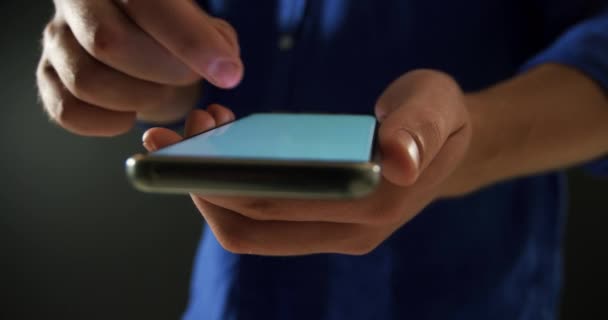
[183,1,602,319]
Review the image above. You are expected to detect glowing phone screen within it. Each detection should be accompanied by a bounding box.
[152,113,376,163]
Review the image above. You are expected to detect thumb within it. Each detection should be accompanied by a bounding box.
[375,70,466,186]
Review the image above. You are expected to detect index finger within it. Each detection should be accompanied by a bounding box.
[200,179,415,226]
[117,0,243,89]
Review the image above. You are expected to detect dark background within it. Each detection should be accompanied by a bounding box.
[1,2,607,319]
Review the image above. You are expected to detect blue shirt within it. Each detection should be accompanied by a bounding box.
[183,1,608,319]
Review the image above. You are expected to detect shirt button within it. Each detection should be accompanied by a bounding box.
[278,34,295,51]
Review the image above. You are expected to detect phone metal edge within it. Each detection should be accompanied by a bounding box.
[126,154,381,199]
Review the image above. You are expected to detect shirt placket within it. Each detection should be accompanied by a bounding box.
[263,0,309,112]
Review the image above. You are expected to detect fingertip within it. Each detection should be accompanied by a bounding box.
[206,58,243,89]
[185,109,216,137]
[142,142,156,152]
[207,103,235,125]
[142,129,157,151]
[142,127,183,151]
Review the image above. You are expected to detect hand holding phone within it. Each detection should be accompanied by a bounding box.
[132,70,471,256]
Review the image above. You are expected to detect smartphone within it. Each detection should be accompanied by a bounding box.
[126,113,380,199]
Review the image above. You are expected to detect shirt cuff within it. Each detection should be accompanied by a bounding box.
[521,11,608,176]
[521,10,608,90]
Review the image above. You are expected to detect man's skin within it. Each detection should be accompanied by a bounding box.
[38,1,608,255]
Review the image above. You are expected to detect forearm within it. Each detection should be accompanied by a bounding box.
[444,64,608,196]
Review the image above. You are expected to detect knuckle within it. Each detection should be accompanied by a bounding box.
[47,96,76,127]
[387,108,444,155]
[42,22,55,43]
[416,112,445,150]
[44,95,82,134]
[52,21,74,44]
[39,78,135,137]
[174,35,205,61]
[43,20,68,49]
[69,58,98,100]
[36,59,53,81]
[43,18,62,35]
[87,21,125,58]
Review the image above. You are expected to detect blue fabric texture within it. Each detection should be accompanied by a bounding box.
[522,6,608,176]
[182,1,608,319]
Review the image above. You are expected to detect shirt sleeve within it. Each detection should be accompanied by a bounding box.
[522,7,608,176]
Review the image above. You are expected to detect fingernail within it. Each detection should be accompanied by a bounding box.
[397,130,420,172]
[208,59,241,88]
[143,140,157,152]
